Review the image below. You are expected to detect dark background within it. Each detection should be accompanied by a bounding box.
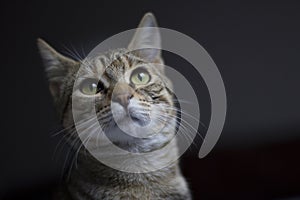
[2,1,300,199]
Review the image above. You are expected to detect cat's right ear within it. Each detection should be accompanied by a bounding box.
[128,13,162,63]
[37,38,78,100]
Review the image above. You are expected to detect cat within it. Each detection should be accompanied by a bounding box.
[38,13,191,200]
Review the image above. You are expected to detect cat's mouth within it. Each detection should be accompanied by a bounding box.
[128,111,150,127]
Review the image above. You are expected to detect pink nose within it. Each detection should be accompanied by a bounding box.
[113,93,131,107]
[112,83,134,108]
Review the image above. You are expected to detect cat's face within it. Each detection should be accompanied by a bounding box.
[72,50,177,151]
[38,13,178,152]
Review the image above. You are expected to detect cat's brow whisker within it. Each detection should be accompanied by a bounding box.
[62,44,83,61]
[80,45,87,58]
[69,43,84,61]
[61,45,95,74]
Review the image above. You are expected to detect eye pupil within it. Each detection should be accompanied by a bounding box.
[97,82,104,91]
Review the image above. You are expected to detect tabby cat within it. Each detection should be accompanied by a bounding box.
[38,13,191,200]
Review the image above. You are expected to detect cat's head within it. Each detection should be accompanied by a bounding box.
[38,13,178,153]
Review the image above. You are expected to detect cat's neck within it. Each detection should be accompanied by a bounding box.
[63,148,188,199]
[70,139,180,184]
[71,152,180,185]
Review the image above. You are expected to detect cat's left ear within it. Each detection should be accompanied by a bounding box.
[128,13,162,63]
[37,38,78,100]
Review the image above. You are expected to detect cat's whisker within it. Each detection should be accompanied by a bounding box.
[150,99,203,123]
[161,105,207,130]
[80,45,87,59]
[74,131,91,169]
[52,130,75,160]
[51,115,97,137]
[153,112,205,141]
[150,98,193,105]
[153,114,200,149]
[54,116,100,176]
[65,120,100,180]
[61,138,77,181]
[65,137,83,181]
[151,115,198,150]
[62,44,83,61]
[61,45,95,74]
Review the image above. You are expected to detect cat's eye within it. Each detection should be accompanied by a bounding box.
[130,69,150,85]
[80,79,104,95]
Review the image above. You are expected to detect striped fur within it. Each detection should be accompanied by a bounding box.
[38,13,191,200]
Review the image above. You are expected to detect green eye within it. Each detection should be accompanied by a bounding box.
[80,79,103,95]
[131,69,150,85]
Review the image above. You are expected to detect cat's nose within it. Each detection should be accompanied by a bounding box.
[112,83,134,108]
[113,93,132,108]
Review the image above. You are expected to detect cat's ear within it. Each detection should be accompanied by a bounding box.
[37,38,78,100]
[128,13,162,63]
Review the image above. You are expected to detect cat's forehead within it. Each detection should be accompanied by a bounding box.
[80,49,149,79]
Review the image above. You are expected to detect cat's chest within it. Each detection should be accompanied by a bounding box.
[66,182,162,200]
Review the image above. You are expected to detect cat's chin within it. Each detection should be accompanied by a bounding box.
[130,115,150,127]
[102,124,172,153]
[106,120,156,142]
